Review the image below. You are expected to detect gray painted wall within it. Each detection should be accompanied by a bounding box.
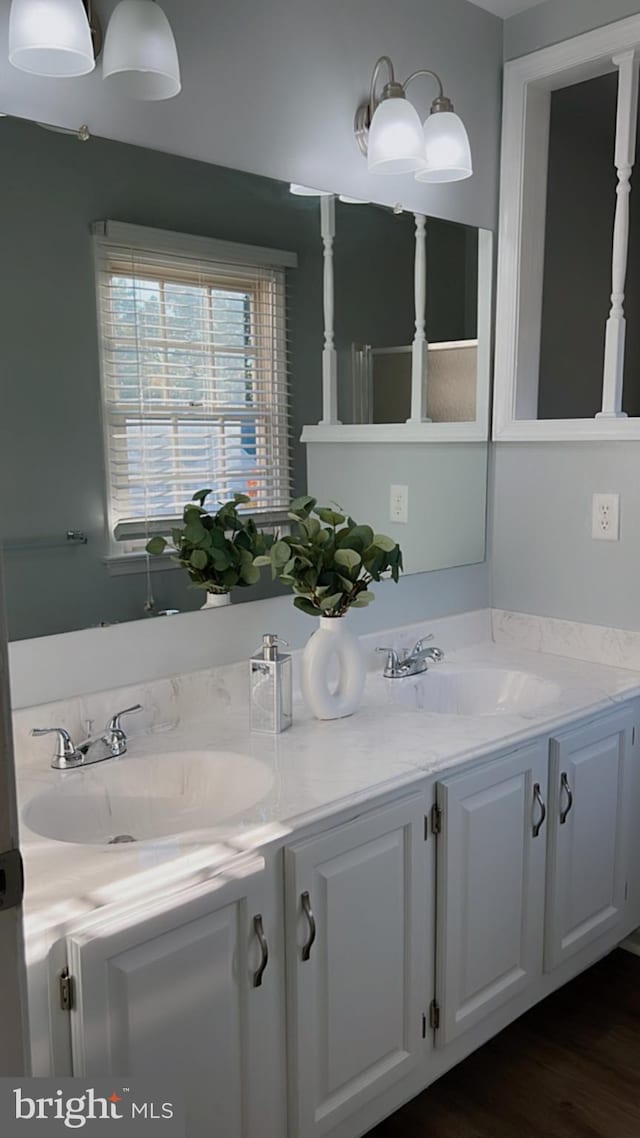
[491,443,640,631]
[0,0,503,230]
[493,2,640,635]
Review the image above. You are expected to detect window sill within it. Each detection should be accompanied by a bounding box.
[103,552,180,577]
[492,417,640,442]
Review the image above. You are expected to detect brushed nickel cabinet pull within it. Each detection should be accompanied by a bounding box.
[252,914,269,988]
[532,782,546,837]
[301,891,316,962]
[560,772,574,824]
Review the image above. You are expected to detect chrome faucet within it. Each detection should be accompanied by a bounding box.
[32,705,142,770]
[376,636,445,679]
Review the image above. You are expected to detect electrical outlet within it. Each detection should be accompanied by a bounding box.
[592,493,620,541]
[390,484,409,524]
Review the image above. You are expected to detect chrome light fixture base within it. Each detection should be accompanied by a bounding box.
[354,100,372,158]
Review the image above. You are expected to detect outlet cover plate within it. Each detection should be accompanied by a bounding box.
[390,484,409,525]
[592,493,620,541]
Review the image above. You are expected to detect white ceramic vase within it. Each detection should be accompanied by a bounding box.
[200,591,231,610]
[301,615,366,721]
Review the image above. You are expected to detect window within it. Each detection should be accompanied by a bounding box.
[93,222,294,542]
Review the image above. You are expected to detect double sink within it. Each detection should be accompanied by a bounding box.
[22,664,561,847]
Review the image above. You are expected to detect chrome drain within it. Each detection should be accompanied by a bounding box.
[108,834,137,844]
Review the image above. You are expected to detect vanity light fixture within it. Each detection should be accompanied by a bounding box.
[354,55,472,182]
[9,0,98,77]
[8,0,181,101]
[103,0,181,100]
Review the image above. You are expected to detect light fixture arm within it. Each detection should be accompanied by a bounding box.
[355,55,407,157]
[369,55,398,112]
[403,69,454,114]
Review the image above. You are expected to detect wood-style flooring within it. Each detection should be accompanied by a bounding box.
[368,949,640,1138]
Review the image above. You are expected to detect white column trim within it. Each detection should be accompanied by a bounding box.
[407,213,430,424]
[598,50,639,419]
[319,195,339,425]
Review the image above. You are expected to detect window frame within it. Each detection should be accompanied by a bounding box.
[92,222,297,553]
[494,14,640,442]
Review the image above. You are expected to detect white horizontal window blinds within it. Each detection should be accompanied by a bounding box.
[94,226,293,541]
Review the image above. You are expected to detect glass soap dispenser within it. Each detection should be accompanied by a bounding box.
[250,634,292,734]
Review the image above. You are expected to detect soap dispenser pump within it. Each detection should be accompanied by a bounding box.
[250,634,292,734]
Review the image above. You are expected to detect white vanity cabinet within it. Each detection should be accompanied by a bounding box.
[65,859,285,1138]
[46,703,640,1138]
[544,711,633,971]
[284,794,432,1138]
[434,741,548,1044]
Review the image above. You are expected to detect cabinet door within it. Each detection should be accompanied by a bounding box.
[66,859,284,1138]
[545,712,632,971]
[285,794,431,1138]
[436,742,548,1044]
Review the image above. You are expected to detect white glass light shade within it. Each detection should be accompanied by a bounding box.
[103,0,181,101]
[367,96,425,175]
[9,0,95,77]
[415,111,473,183]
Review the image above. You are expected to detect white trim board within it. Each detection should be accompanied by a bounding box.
[92,220,298,269]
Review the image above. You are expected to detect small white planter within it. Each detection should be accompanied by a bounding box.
[301,615,366,721]
[200,591,231,610]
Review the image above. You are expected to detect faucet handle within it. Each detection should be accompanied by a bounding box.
[413,635,434,654]
[106,705,142,735]
[31,727,83,769]
[376,647,400,676]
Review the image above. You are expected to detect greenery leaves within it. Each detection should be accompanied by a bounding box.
[262,496,403,618]
[146,490,273,594]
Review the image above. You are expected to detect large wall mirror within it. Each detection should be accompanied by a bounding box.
[494,15,640,441]
[0,115,491,641]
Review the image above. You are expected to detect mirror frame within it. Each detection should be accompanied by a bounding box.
[493,13,640,442]
[301,196,493,444]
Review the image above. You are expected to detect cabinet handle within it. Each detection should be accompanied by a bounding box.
[532,782,546,837]
[252,914,269,988]
[301,891,316,962]
[560,772,574,825]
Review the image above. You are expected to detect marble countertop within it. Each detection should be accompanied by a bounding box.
[15,612,640,959]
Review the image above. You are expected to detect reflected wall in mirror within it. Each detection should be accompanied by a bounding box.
[334,203,480,425]
[0,115,490,642]
[0,115,321,640]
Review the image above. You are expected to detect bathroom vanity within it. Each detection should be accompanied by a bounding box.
[13,610,640,1138]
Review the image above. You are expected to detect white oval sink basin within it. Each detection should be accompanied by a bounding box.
[23,750,273,846]
[387,667,562,717]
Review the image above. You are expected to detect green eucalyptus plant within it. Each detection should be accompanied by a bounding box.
[146,490,272,595]
[256,496,403,618]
